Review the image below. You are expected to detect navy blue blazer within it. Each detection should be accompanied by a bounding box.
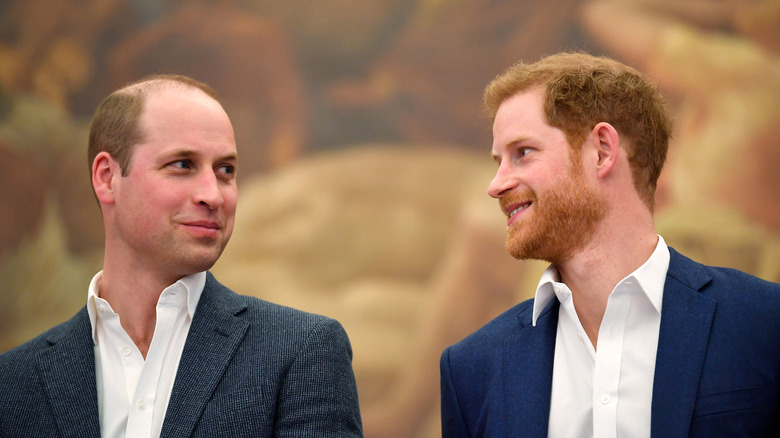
[0,272,363,437]
[441,248,780,437]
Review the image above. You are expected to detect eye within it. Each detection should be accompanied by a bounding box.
[170,160,191,170]
[216,164,236,180]
[519,147,531,157]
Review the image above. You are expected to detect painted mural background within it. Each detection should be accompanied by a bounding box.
[1,0,779,436]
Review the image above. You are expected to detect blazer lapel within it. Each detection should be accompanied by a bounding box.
[35,308,101,437]
[503,299,558,438]
[160,273,249,438]
[651,248,716,438]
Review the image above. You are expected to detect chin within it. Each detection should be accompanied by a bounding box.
[506,237,536,261]
[180,254,221,274]
[506,235,567,264]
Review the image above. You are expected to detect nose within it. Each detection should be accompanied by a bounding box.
[488,164,516,198]
[195,170,224,210]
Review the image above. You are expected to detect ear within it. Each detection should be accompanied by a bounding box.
[92,152,119,205]
[591,122,620,179]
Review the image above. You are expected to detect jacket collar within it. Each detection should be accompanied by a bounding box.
[160,272,249,438]
[651,247,715,438]
[36,308,101,437]
[503,297,558,437]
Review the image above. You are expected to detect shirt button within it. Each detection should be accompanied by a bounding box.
[600,394,611,404]
[97,305,105,313]
[137,399,147,410]
[122,346,132,356]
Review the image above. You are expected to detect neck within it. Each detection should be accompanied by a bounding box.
[98,260,182,358]
[555,209,658,348]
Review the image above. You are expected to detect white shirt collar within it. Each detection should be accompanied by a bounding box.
[87,271,206,344]
[531,235,670,326]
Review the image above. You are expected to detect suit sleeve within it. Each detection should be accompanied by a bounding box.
[441,346,471,438]
[273,317,363,437]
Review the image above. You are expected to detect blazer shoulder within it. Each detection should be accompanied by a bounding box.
[446,298,535,358]
[203,272,350,345]
[0,307,91,407]
[666,248,780,331]
[0,307,89,363]
[667,247,780,298]
[193,274,361,436]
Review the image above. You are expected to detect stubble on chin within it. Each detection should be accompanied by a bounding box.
[170,231,232,276]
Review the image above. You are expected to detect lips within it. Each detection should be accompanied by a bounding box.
[181,219,223,237]
[183,220,221,229]
[502,201,532,226]
[508,203,531,218]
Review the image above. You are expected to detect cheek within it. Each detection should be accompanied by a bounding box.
[223,188,238,215]
[132,186,192,221]
[153,186,189,209]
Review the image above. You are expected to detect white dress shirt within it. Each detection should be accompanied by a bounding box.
[87,271,205,438]
[532,236,670,438]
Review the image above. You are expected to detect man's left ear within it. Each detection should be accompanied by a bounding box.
[591,122,620,178]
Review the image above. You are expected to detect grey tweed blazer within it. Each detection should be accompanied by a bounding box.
[0,272,363,437]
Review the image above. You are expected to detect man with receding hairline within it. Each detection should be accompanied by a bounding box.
[0,74,363,437]
[440,52,780,437]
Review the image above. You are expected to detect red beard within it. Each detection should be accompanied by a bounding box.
[500,163,606,265]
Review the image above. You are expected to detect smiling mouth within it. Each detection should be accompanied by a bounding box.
[508,203,531,219]
[506,201,532,219]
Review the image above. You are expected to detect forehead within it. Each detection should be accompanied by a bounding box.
[142,87,227,128]
[494,87,545,125]
[137,87,236,154]
[492,88,551,146]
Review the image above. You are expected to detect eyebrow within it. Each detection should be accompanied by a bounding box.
[163,149,238,162]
